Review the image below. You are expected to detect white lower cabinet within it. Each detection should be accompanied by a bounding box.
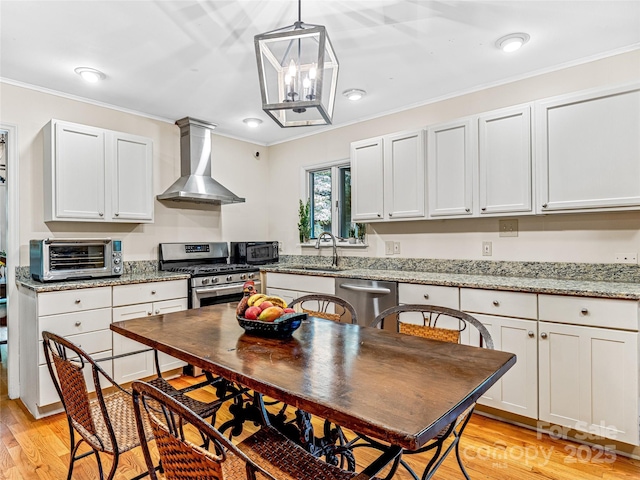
[538,294,639,445]
[112,281,188,384]
[461,288,539,419]
[265,273,335,307]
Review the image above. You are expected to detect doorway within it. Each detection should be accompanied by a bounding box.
[0,133,6,364]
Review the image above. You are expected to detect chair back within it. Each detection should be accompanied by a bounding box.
[132,380,275,480]
[371,304,494,349]
[287,294,358,324]
[42,331,120,450]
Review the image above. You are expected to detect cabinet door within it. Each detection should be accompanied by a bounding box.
[154,299,189,372]
[536,84,640,212]
[427,119,474,217]
[383,130,426,220]
[266,287,299,307]
[50,121,106,220]
[539,321,639,445]
[351,137,384,221]
[472,314,538,419]
[108,132,154,221]
[479,105,532,215]
[112,303,155,383]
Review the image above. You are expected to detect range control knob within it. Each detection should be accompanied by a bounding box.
[202,278,210,285]
[240,274,247,280]
[212,277,219,284]
[226,275,233,282]
[248,273,255,279]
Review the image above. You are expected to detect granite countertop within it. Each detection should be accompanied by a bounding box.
[261,264,640,300]
[16,270,190,293]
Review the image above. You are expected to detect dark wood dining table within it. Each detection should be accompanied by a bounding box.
[111,302,515,453]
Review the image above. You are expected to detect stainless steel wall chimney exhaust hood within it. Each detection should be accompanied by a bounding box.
[157,117,245,205]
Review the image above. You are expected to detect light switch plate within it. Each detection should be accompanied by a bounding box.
[393,242,401,254]
[482,241,492,256]
[499,219,518,237]
[385,241,394,255]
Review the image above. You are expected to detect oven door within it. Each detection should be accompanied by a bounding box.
[191,280,262,308]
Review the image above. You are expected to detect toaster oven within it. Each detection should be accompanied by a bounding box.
[30,238,123,282]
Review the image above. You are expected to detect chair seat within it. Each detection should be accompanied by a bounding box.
[72,389,153,455]
[147,376,221,420]
[239,426,381,480]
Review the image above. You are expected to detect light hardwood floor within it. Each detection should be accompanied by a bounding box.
[1,347,639,479]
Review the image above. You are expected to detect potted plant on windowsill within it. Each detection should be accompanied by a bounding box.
[356,223,367,244]
[348,226,357,244]
[298,199,311,244]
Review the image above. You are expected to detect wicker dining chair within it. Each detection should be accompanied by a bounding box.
[366,304,494,480]
[132,380,400,480]
[42,331,227,480]
[288,294,358,324]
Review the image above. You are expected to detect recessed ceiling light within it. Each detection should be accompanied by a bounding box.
[343,89,367,101]
[243,118,263,128]
[495,33,530,53]
[74,67,106,83]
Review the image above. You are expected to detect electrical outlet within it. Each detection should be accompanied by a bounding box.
[499,219,518,237]
[393,242,401,254]
[385,241,394,255]
[482,241,492,256]
[615,253,638,264]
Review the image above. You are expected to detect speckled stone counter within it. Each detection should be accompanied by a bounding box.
[261,257,640,300]
[15,261,189,293]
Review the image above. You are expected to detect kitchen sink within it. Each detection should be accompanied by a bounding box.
[286,265,347,272]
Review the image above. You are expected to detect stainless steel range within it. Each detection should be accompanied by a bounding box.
[159,242,261,309]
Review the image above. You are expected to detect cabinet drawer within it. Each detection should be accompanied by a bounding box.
[113,280,187,306]
[398,283,459,309]
[266,273,334,295]
[38,328,112,366]
[460,288,537,319]
[38,287,111,316]
[39,308,112,338]
[538,294,638,330]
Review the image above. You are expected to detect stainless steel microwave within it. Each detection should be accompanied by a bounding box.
[230,241,279,265]
[30,238,123,282]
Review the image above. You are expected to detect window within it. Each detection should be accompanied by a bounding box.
[305,161,352,239]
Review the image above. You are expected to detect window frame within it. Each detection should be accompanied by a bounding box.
[302,159,351,240]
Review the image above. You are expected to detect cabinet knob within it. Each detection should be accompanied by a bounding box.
[151,290,157,295]
[528,331,535,338]
[99,212,104,216]
[465,208,470,213]
[492,300,500,307]
[580,308,588,315]
[542,203,548,209]
[377,213,381,218]
[75,299,81,304]
[423,294,429,300]
[75,321,81,327]
[481,207,486,211]
[148,311,152,316]
[541,332,548,339]
[115,212,119,217]
[155,309,160,314]
[389,213,393,217]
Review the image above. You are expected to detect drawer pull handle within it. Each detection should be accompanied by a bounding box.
[541,332,548,339]
[528,331,535,338]
[151,290,157,295]
[155,309,160,314]
[492,300,500,307]
[580,308,588,315]
[75,299,81,304]
[423,294,429,300]
[75,321,81,327]
[148,311,153,316]
[465,208,470,213]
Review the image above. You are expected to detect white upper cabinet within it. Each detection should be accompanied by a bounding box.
[427,119,474,218]
[536,84,640,213]
[351,130,426,222]
[478,105,532,215]
[383,130,426,220]
[351,137,384,221]
[44,119,154,223]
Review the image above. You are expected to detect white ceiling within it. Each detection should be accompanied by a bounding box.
[1,1,639,146]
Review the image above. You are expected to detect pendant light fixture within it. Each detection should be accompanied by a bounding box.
[254,0,339,127]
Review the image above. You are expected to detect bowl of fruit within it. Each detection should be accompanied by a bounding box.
[235,291,306,339]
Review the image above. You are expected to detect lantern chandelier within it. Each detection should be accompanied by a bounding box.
[254,0,339,127]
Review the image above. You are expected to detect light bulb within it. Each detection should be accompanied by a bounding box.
[74,67,106,83]
[309,64,317,80]
[285,74,292,85]
[495,33,530,53]
[288,59,297,77]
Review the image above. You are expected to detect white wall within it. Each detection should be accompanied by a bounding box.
[0,83,270,265]
[267,50,640,264]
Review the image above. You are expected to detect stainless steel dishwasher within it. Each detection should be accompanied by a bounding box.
[335,278,398,329]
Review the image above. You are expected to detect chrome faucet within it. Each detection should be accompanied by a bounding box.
[315,232,339,267]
